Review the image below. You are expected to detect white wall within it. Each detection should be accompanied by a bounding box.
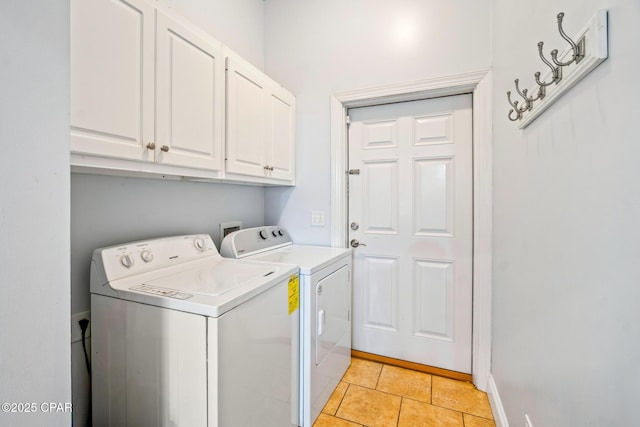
[491,1,640,425]
[0,1,71,426]
[263,0,492,244]
[156,0,265,69]
[70,1,266,424]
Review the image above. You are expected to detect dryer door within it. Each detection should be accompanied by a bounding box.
[315,264,350,365]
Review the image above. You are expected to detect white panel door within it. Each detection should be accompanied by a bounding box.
[348,94,473,373]
[225,56,267,177]
[70,0,155,161]
[155,11,224,171]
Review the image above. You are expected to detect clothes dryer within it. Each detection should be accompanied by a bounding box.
[221,226,352,427]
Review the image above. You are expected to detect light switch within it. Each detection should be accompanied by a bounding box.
[310,211,325,227]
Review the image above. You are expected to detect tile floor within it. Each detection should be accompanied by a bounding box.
[314,358,495,427]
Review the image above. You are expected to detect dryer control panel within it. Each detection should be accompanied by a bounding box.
[220,226,292,259]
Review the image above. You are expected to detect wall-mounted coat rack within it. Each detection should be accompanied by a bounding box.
[507,10,608,128]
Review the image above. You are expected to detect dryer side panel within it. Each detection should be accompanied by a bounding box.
[213,274,300,427]
[309,261,352,425]
[315,264,351,365]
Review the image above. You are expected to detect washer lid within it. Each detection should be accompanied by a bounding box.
[100,258,298,318]
[144,259,278,296]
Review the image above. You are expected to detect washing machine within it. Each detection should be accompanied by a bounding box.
[220,226,352,427]
[90,234,300,427]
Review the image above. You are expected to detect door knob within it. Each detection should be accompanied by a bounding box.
[160,145,169,152]
[146,142,156,150]
[350,239,366,248]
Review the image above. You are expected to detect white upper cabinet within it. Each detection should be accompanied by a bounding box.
[70,0,155,162]
[71,0,224,176]
[71,0,295,184]
[267,85,296,182]
[155,11,224,171]
[225,55,267,178]
[226,49,296,185]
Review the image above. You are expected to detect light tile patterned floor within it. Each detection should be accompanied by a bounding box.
[314,358,495,427]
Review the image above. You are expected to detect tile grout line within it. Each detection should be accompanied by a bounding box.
[430,373,433,405]
[335,383,350,416]
[396,396,404,427]
[373,364,383,390]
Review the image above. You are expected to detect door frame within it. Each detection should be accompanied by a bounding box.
[329,69,492,391]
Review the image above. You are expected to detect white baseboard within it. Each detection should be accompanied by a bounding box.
[487,373,509,427]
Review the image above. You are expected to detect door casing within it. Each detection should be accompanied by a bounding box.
[329,69,492,391]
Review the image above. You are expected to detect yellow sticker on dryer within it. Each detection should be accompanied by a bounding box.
[288,274,299,315]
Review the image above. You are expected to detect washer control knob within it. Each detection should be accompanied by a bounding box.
[194,238,206,251]
[140,250,153,263]
[278,229,284,236]
[259,230,268,240]
[120,254,134,268]
[272,230,278,237]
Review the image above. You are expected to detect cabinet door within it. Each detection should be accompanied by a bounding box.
[70,0,155,161]
[225,56,268,177]
[155,12,224,171]
[266,84,296,182]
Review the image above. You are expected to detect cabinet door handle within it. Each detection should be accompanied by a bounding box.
[263,165,274,171]
[146,142,156,150]
[160,145,169,152]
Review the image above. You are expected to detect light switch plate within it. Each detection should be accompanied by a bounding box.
[311,211,325,227]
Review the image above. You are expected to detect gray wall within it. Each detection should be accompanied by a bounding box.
[0,1,71,426]
[491,0,640,425]
[71,175,265,313]
[263,0,492,245]
[70,1,266,424]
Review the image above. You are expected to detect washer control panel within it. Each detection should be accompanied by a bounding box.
[130,285,193,300]
[94,234,217,282]
[220,226,292,258]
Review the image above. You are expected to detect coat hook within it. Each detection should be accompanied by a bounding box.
[535,41,562,87]
[513,79,531,111]
[508,108,521,122]
[507,90,524,112]
[506,90,526,121]
[514,79,545,110]
[550,12,585,67]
